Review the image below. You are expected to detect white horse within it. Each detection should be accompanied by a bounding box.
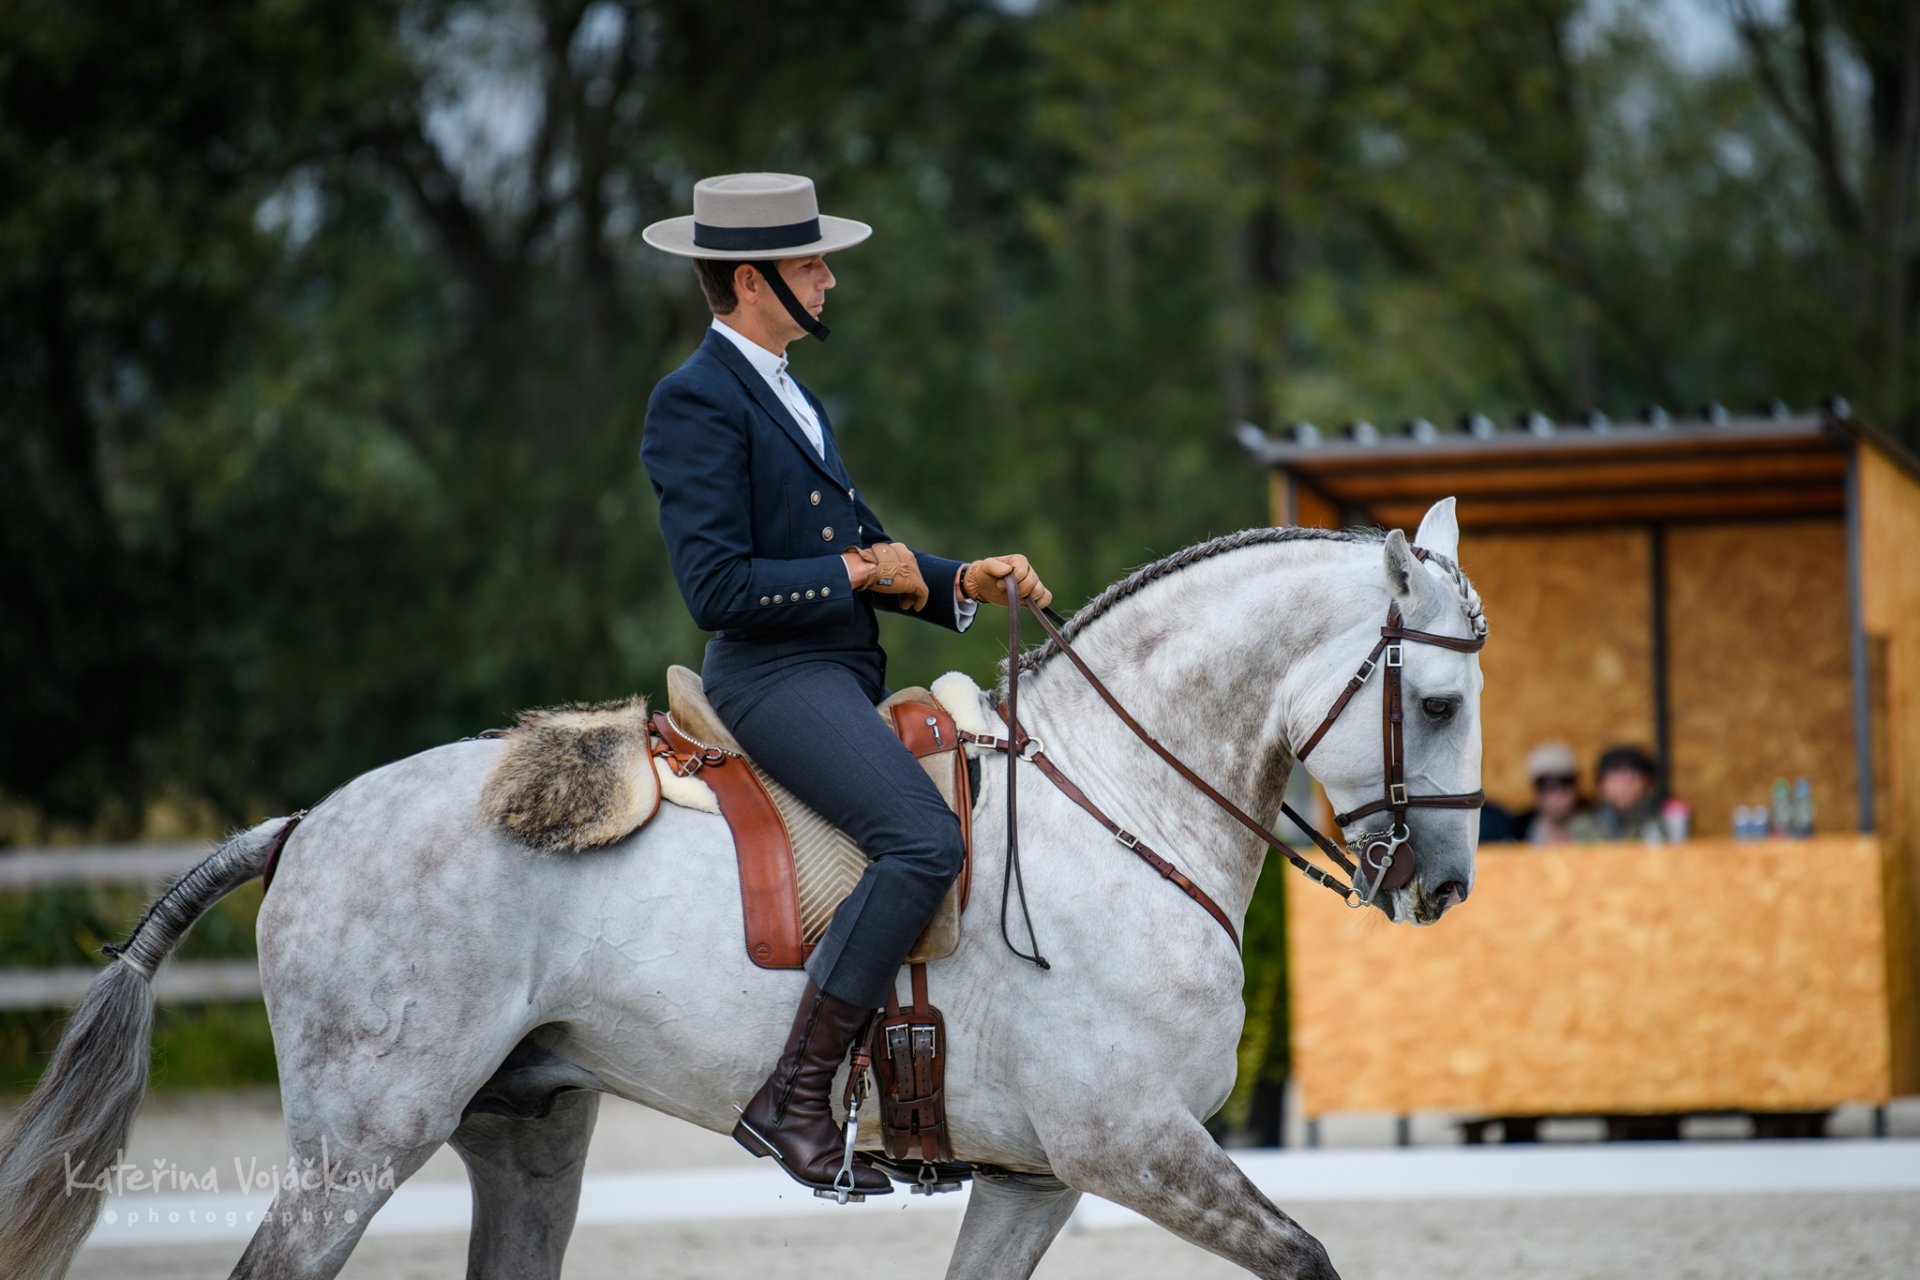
[0,499,1485,1280]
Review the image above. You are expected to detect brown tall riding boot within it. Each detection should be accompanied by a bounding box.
[732,978,893,1198]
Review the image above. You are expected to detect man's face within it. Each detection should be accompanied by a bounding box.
[781,254,834,319]
[1533,773,1579,821]
[1598,766,1651,812]
[739,254,835,344]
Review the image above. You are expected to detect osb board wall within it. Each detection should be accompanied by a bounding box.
[1664,522,1855,837]
[1287,837,1892,1116]
[1860,444,1920,1093]
[1455,530,1655,812]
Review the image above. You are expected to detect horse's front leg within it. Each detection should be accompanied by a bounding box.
[944,1169,1082,1279]
[1049,1110,1338,1280]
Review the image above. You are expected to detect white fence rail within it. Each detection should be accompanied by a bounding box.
[0,842,213,890]
[0,842,261,1010]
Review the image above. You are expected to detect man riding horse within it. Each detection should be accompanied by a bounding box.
[639,172,1051,1198]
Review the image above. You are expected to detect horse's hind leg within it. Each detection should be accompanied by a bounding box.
[1051,1112,1338,1280]
[944,1170,1082,1279]
[448,1088,601,1279]
[226,1123,446,1280]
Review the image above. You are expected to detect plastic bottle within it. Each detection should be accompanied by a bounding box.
[1769,778,1792,837]
[1789,777,1815,838]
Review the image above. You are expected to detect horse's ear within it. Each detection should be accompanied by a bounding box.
[1413,497,1460,560]
[1383,528,1418,601]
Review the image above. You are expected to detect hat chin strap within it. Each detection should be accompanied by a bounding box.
[750,260,830,341]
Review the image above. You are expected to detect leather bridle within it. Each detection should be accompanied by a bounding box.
[1292,546,1488,904]
[961,546,1486,962]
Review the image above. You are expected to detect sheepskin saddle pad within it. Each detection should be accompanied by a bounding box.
[480,697,664,852]
[479,667,993,970]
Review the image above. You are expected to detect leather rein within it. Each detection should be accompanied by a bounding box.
[959,548,1487,962]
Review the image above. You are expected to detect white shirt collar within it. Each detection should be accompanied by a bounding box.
[709,316,790,381]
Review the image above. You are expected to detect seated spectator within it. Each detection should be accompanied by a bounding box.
[1570,744,1664,843]
[1513,741,1583,846]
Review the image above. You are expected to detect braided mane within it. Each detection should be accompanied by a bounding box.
[1016,524,1485,673]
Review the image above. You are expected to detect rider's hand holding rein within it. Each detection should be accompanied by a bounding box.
[962,554,1052,610]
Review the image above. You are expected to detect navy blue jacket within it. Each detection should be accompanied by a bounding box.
[641,327,966,696]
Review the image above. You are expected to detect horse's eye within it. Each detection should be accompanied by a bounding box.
[1422,697,1456,720]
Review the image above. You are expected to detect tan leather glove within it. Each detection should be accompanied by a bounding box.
[854,542,930,612]
[961,554,1052,609]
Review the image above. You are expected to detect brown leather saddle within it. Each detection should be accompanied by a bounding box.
[649,666,970,1172]
[649,665,973,969]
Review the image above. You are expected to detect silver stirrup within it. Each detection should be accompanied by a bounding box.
[913,1163,965,1196]
[820,1095,866,1205]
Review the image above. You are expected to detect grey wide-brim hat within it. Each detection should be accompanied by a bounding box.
[1526,741,1579,780]
[641,172,872,260]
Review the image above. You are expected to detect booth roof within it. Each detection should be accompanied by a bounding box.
[1234,402,1918,531]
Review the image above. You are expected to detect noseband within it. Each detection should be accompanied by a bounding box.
[964,545,1486,964]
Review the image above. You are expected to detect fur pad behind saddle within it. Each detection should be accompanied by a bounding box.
[481,697,663,851]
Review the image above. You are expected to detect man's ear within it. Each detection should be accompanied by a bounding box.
[733,262,759,301]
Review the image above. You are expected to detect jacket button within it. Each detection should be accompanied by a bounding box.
[759,596,770,605]
[806,589,817,599]
[820,526,834,541]
[810,490,821,505]
[822,586,831,597]
[847,488,855,498]
[773,594,784,603]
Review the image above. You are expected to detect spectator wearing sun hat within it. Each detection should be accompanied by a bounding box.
[1513,740,1584,846]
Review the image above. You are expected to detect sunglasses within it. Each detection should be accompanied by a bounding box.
[1534,774,1577,790]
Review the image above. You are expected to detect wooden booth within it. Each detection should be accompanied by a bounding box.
[1237,406,1920,1127]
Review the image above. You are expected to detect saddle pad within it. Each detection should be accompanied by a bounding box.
[663,665,972,969]
[479,697,661,851]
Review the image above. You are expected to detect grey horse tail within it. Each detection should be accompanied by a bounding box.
[0,818,290,1280]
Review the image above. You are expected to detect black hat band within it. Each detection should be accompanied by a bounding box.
[692,218,822,251]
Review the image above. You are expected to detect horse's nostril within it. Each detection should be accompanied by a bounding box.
[1437,880,1468,913]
